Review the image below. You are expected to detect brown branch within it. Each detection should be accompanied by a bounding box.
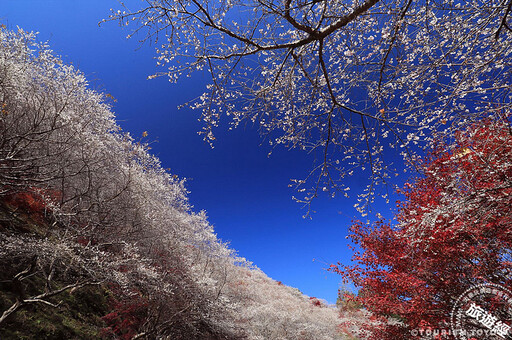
[495,0,512,40]
[283,0,318,36]
[378,0,413,93]
[190,0,380,53]
[318,0,380,37]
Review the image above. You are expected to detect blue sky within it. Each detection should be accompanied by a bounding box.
[2,0,404,304]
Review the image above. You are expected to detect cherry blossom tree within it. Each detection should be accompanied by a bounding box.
[108,0,512,208]
[331,113,512,339]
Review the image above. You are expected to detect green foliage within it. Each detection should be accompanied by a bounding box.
[336,288,362,312]
[0,201,110,339]
[4,296,104,338]
[0,281,110,339]
[0,272,110,339]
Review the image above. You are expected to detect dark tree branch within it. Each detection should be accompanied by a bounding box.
[495,0,512,40]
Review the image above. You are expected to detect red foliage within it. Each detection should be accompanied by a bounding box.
[332,115,512,339]
[4,187,61,210]
[101,286,149,340]
[3,187,61,224]
[310,297,322,307]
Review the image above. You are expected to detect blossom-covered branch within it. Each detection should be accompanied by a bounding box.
[108,0,511,210]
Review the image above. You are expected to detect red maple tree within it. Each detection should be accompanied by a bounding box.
[332,114,512,339]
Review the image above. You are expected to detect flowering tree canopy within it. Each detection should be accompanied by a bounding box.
[109,0,512,207]
[332,114,512,338]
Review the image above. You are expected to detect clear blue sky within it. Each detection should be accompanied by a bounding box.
[2,0,404,304]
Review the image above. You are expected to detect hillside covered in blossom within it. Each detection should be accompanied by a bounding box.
[0,27,357,339]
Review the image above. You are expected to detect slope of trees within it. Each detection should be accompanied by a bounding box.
[108,0,512,208]
[0,27,344,339]
[332,114,512,339]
